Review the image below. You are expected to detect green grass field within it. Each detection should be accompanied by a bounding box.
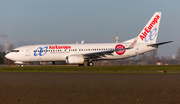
[1,65,180,73]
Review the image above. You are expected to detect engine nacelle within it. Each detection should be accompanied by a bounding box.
[14,61,23,64]
[66,55,84,64]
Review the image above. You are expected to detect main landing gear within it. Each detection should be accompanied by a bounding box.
[87,61,93,66]
[78,61,93,66]
[79,64,84,66]
[52,61,55,65]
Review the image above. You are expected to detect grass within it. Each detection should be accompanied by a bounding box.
[1,65,180,73]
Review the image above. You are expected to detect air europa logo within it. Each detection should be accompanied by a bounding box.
[145,28,157,42]
[140,15,160,41]
[115,44,126,55]
[34,45,72,56]
[34,46,48,56]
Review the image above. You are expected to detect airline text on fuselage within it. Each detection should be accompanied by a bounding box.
[49,45,71,50]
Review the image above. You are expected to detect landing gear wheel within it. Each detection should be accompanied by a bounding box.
[87,62,93,66]
[79,64,84,66]
[20,64,24,67]
[52,61,55,65]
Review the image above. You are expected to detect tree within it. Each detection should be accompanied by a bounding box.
[148,49,158,65]
[176,47,180,61]
[7,44,14,52]
[0,51,5,64]
[137,53,149,65]
[0,44,3,52]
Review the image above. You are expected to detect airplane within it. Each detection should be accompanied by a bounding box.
[5,12,172,66]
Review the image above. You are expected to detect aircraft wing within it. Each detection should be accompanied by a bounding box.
[82,47,131,58]
[82,37,138,59]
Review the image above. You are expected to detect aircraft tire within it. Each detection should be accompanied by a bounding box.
[89,62,93,66]
[87,62,93,66]
[52,61,55,65]
[79,64,84,66]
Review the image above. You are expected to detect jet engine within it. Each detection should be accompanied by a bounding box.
[66,55,84,64]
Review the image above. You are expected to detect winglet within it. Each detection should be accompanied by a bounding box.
[128,37,138,49]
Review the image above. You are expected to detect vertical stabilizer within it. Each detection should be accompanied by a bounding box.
[137,12,161,44]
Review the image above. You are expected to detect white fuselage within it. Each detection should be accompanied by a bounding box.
[5,42,156,62]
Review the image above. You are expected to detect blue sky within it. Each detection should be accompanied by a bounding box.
[0,0,180,57]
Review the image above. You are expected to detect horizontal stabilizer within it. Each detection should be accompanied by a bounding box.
[147,41,173,47]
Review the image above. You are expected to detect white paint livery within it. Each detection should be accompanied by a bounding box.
[5,12,172,66]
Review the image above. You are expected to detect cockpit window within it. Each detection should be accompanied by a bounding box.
[11,50,19,52]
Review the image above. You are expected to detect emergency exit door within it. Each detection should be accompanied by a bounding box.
[25,48,30,56]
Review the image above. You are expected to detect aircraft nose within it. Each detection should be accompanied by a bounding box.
[5,53,11,60]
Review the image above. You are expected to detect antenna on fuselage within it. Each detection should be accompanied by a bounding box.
[81,40,84,44]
